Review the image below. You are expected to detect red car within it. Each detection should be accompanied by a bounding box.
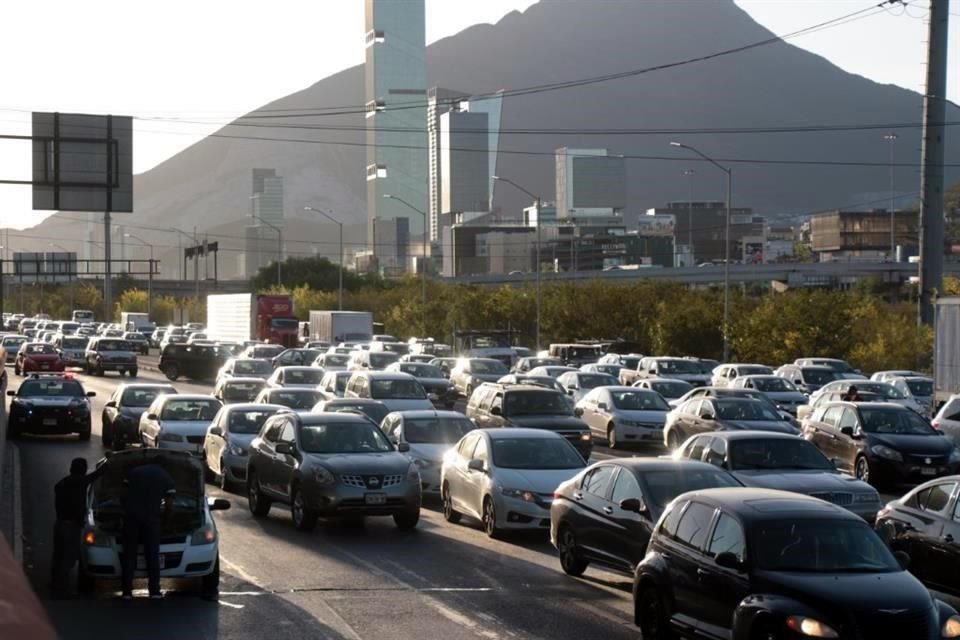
[15,342,65,375]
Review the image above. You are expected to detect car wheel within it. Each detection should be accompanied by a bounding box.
[129,369,138,378]
[95,363,104,377]
[441,483,461,523]
[6,422,19,440]
[77,569,95,596]
[667,429,682,451]
[855,455,871,484]
[13,364,19,376]
[101,420,113,448]
[247,470,272,518]
[637,585,673,640]
[557,526,588,577]
[164,363,180,381]
[607,423,619,450]
[78,425,91,441]
[465,384,473,398]
[200,557,220,601]
[291,485,317,532]
[218,458,232,492]
[482,497,500,538]
[85,362,92,375]
[393,509,420,531]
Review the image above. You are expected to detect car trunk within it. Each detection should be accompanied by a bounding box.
[91,450,203,537]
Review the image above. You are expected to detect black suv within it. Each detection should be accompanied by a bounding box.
[161,343,232,382]
[7,374,96,440]
[85,337,138,377]
[465,383,592,460]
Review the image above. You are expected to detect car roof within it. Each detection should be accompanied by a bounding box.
[274,366,318,371]
[298,412,376,425]
[117,383,177,390]
[596,385,658,393]
[356,371,415,379]
[823,400,907,410]
[223,403,286,413]
[321,398,385,406]
[675,487,855,523]
[596,458,730,473]
[266,387,318,394]
[484,428,565,441]
[162,394,219,402]
[501,383,562,393]
[223,376,267,384]
[704,430,808,442]
[386,409,469,419]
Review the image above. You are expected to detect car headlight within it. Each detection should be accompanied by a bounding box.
[501,488,538,502]
[311,465,335,486]
[159,432,184,442]
[190,526,216,546]
[943,616,960,638]
[228,444,246,456]
[785,615,838,638]
[870,444,903,462]
[950,449,960,464]
[579,433,591,441]
[854,491,879,504]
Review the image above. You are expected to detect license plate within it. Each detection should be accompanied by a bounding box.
[364,493,387,505]
[41,364,49,370]
[921,467,937,476]
[43,418,57,426]
[136,555,166,570]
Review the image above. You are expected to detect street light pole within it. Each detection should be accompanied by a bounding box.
[169,228,201,297]
[885,133,898,260]
[304,206,344,311]
[250,214,283,287]
[493,176,542,352]
[671,142,732,362]
[124,233,153,316]
[383,195,428,336]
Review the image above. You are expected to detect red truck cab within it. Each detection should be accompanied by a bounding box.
[255,295,298,348]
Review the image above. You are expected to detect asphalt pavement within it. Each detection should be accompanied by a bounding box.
[13,363,643,640]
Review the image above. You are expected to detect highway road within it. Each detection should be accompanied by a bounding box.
[14,365,642,640]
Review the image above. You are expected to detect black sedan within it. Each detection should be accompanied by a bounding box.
[7,374,96,440]
[876,475,960,598]
[633,487,960,640]
[802,401,960,487]
[663,396,799,450]
[549,459,741,577]
[101,382,177,449]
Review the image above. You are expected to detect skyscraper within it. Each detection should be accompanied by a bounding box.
[365,0,427,268]
[427,87,462,243]
[555,148,626,219]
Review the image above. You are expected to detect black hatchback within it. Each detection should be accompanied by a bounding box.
[549,459,741,577]
[633,487,960,640]
[160,343,232,382]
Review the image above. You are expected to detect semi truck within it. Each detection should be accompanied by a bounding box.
[120,312,156,336]
[309,311,373,345]
[934,297,960,410]
[207,293,298,347]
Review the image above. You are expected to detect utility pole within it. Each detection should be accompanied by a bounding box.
[885,133,898,260]
[919,0,950,326]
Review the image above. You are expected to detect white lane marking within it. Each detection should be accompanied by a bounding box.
[220,555,264,588]
[419,588,492,592]
[217,600,244,609]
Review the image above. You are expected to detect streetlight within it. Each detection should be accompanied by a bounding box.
[124,233,153,316]
[885,133,898,260]
[493,175,542,352]
[168,228,201,296]
[670,142,732,362]
[383,195,428,336]
[250,214,283,287]
[304,206,344,311]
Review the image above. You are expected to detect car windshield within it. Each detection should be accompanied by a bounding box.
[740,366,772,376]
[253,346,284,358]
[906,379,933,396]
[160,399,220,421]
[284,369,324,384]
[299,421,394,454]
[714,399,780,421]
[729,438,832,471]
[235,360,272,375]
[516,377,565,393]
[650,380,693,398]
[381,343,409,354]
[579,373,617,389]
[658,359,702,374]
[802,368,839,384]
[323,354,349,366]
[4,337,27,347]
[643,468,741,508]
[611,390,670,411]
[621,357,641,369]
[504,390,572,416]
[398,363,445,378]
[471,359,508,375]
[19,380,85,397]
[370,379,426,399]
[591,364,621,376]
[852,382,907,399]
[61,338,89,349]
[121,387,174,407]
[404,417,475,443]
[25,343,56,355]
[229,409,274,434]
[568,347,601,359]
[123,333,146,341]
[324,402,390,424]
[98,340,130,352]
[270,390,322,409]
[752,519,899,573]
[752,377,797,393]
[369,352,400,368]
[491,437,586,470]
[813,360,853,373]
[224,381,264,401]
[860,408,936,435]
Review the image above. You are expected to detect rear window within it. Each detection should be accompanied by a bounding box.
[228,410,275,434]
[370,378,426,400]
[224,381,264,401]
[404,417,475,443]
[121,387,174,407]
[503,390,571,416]
[19,380,85,397]
[161,399,221,421]
[98,340,130,352]
[235,360,272,375]
[284,369,324,385]
[269,390,322,409]
[60,338,89,349]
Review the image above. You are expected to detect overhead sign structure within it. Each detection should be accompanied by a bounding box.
[31,112,133,213]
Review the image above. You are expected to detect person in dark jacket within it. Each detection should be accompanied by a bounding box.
[121,463,176,600]
[50,457,106,597]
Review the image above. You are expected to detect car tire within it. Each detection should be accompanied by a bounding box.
[465,384,473,399]
[77,569,95,596]
[637,585,673,640]
[200,557,220,601]
[441,483,461,524]
[482,497,500,539]
[95,363,104,377]
[247,470,272,518]
[78,425,91,441]
[218,458,232,492]
[855,455,872,485]
[557,526,588,577]
[164,363,180,382]
[667,429,682,451]
[101,419,113,449]
[607,424,619,450]
[291,486,317,532]
[129,369,138,378]
[393,509,420,531]
[13,364,19,376]
[6,422,19,440]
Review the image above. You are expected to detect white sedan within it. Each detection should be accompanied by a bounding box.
[139,394,223,455]
[265,366,326,389]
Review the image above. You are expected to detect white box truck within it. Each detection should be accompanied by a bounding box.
[120,312,155,335]
[309,311,373,344]
[207,293,299,347]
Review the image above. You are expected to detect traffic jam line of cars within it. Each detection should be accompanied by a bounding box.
[6,322,960,636]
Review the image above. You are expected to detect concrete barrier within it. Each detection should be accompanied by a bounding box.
[0,532,58,640]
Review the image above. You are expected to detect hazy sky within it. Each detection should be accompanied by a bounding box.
[0,0,955,230]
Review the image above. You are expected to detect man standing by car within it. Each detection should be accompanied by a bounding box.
[121,463,176,600]
[51,457,106,597]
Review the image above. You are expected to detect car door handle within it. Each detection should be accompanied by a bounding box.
[573,492,584,501]
[696,568,709,578]
[602,506,614,515]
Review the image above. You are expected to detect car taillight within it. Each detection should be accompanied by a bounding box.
[876,505,892,520]
[553,491,563,500]
[932,420,941,430]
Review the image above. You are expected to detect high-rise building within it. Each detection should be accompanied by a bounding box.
[245,169,284,277]
[441,110,490,216]
[466,91,504,209]
[427,87,462,243]
[555,148,626,219]
[365,0,427,268]
[251,169,284,226]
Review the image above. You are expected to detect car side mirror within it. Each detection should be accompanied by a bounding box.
[86,391,96,398]
[894,550,911,570]
[467,458,485,472]
[574,407,584,417]
[618,497,648,515]
[104,400,117,408]
[567,388,576,396]
[146,413,158,421]
[829,457,842,469]
[275,442,295,455]
[209,426,223,437]
[397,441,410,453]
[207,497,231,511]
[490,406,502,416]
[5,390,14,397]
[715,552,744,572]
[598,402,608,411]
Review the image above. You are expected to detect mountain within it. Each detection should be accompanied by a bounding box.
[13,0,958,278]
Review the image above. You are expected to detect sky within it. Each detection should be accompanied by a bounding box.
[0,0,956,230]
